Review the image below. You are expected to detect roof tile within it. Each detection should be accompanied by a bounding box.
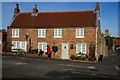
[10,11,96,28]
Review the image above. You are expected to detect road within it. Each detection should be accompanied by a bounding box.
[2,53,120,79]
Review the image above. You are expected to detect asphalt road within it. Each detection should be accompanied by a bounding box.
[2,53,120,80]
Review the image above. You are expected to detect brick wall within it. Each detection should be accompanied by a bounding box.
[8,27,97,59]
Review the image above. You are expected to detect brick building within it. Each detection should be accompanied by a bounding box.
[7,3,107,60]
[0,29,7,53]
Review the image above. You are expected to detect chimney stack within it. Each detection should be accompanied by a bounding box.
[14,4,20,15]
[95,2,100,11]
[33,4,38,14]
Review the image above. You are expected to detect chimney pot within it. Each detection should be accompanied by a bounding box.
[14,4,20,15]
[33,4,38,14]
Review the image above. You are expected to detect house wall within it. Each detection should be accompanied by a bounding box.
[7,27,97,59]
[97,25,108,60]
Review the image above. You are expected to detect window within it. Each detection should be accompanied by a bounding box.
[76,29,84,38]
[12,41,27,51]
[38,43,47,52]
[38,29,46,38]
[31,13,38,16]
[12,29,19,38]
[21,42,26,49]
[12,41,20,49]
[54,29,62,38]
[76,44,86,54]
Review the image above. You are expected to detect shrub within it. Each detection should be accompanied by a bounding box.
[29,49,38,54]
[76,52,86,60]
[104,36,114,50]
[70,55,76,60]
[76,56,82,60]
[52,46,58,55]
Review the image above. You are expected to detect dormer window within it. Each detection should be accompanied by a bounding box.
[31,13,38,16]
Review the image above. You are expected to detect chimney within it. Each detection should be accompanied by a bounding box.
[33,4,38,14]
[14,4,20,15]
[95,2,100,11]
[105,29,109,36]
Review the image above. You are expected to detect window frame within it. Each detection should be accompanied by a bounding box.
[12,41,27,51]
[54,29,62,38]
[76,44,86,54]
[12,29,19,38]
[12,41,20,49]
[38,42,47,52]
[38,29,46,38]
[76,29,84,38]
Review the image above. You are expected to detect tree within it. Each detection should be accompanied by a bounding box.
[104,36,114,50]
[52,46,58,55]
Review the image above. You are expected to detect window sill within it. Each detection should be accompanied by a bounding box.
[12,37,19,38]
[76,37,84,38]
[54,37,62,38]
[38,37,46,38]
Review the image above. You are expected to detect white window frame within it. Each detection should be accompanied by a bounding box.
[76,44,86,54]
[38,42,47,52]
[12,41,20,49]
[12,41,27,51]
[12,29,19,38]
[38,29,46,38]
[54,29,62,38]
[76,29,84,38]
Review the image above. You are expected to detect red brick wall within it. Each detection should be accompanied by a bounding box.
[8,27,96,59]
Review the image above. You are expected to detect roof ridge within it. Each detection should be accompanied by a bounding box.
[19,10,94,14]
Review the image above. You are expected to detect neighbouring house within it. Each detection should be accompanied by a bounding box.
[112,37,120,49]
[0,29,7,53]
[7,3,107,60]
[115,38,120,48]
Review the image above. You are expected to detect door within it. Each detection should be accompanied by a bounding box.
[62,43,69,59]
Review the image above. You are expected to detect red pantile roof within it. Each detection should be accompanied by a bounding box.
[9,11,96,28]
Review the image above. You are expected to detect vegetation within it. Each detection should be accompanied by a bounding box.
[70,55,76,60]
[76,52,86,60]
[52,46,58,55]
[29,49,38,54]
[104,36,114,50]
[89,43,96,61]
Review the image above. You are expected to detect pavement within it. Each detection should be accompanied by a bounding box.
[2,52,120,80]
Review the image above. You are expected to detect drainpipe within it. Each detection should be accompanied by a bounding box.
[95,27,98,61]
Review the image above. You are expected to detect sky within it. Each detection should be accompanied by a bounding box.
[1,2,119,37]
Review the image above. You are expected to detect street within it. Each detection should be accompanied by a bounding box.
[2,53,120,79]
